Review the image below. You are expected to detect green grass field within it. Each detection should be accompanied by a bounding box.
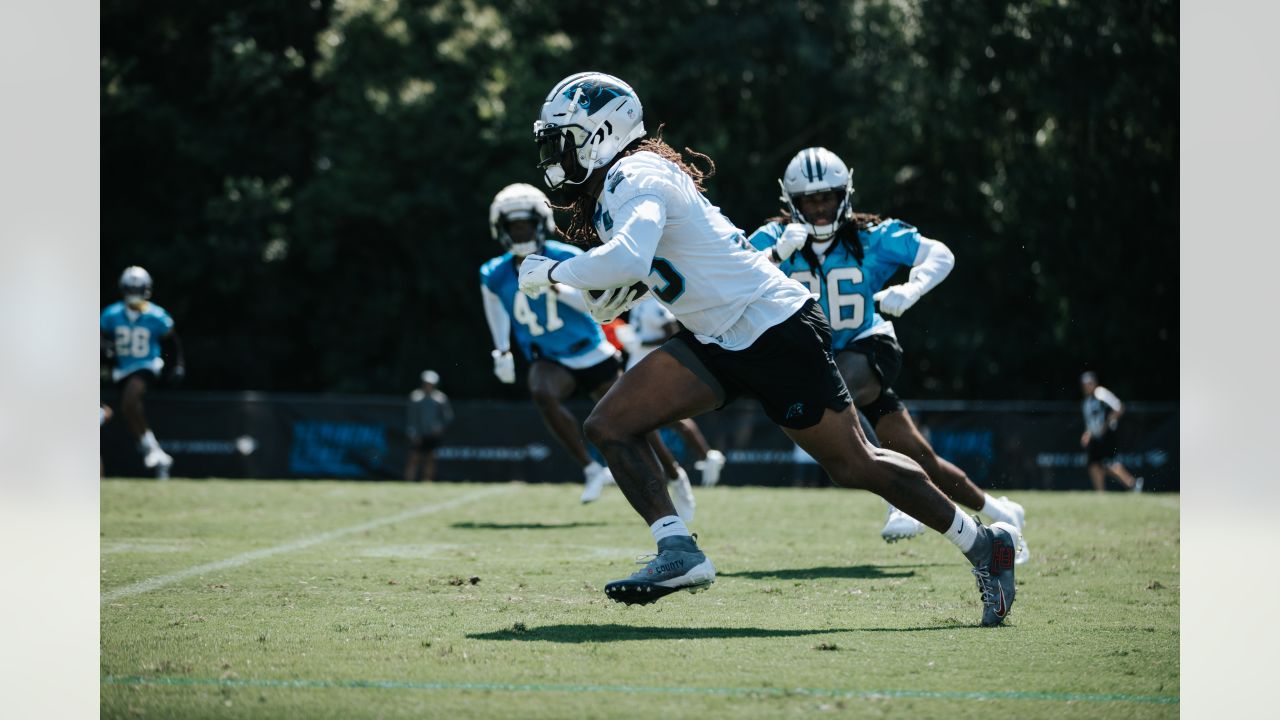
[100,480,1179,719]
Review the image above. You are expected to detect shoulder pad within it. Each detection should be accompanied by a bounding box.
[604,152,676,201]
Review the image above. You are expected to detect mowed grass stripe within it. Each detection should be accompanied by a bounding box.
[101,675,1179,705]
[100,485,511,604]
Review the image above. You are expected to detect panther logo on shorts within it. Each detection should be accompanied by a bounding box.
[785,403,805,421]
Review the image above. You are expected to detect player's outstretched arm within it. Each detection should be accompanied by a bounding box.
[527,198,666,294]
[907,237,955,294]
[480,285,511,353]
[479,285,517,384]
[874,237,956,317]
[161,331,185,386]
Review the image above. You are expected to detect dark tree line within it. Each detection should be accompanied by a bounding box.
[102,0,1177,400]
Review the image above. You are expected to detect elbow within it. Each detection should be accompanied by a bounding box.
[934,242,955,271]
[622,257,652,286]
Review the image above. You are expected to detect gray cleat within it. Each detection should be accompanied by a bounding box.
[968,519,1021,627]
[604,535,716,606]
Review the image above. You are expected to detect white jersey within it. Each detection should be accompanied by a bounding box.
[553,151,812,350]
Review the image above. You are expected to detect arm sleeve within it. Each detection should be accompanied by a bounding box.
[747,223,782,252]
[906,237,955,296]
[442,397,454,425]
[552,195,666,289]
[1095,387,1123,413]
[480,285,511,352]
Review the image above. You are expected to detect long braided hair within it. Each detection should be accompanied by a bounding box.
[557,127,715,249]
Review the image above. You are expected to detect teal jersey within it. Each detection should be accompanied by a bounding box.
[479,240,611,363]
[100,301,174,381]
[748,219,921,351]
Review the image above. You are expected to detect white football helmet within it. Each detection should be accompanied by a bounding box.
[489,183,556,256]
[119,265,153,303]
[533,72,646,189]
[779,147,855,240]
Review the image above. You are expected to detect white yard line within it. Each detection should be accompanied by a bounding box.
[101,485,511,604]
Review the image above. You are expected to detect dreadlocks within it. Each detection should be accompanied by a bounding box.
[557,128,716,249]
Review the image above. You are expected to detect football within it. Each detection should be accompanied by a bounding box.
[589,282,649,300]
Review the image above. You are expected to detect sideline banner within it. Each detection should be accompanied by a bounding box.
[100,392,1178,491]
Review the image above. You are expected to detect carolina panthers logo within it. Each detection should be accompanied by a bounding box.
[562,80,628,116]
[607,170,626,193]
[785,403,806,421]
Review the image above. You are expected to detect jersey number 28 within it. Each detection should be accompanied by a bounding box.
[114,326,152,358]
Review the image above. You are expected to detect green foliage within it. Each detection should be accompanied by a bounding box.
[102,0,1177,399]
[101,480,1179,719]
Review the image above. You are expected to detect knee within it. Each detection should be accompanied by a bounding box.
[582,409,618,447]
[529,388,559,411]
[852,385,880,407]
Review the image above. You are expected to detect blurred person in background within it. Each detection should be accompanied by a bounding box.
[521,73,1020,625]
[480,183,696,517]
[750,147,1027,561]
[405,370,453,482]
[1080,371,1142,492]
[100,266,184,479]
[616,295,727,487]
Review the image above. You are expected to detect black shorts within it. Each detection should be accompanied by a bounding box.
[1087,432,1119,464]
[114,368,157,392]
[544,355,622,397]
[411,435,443,452]
[840,333,906,424]
[662,299,853,429]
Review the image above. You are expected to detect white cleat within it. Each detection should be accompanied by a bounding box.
[580,464,610,503]
[1133,477,1145,493]
[881,505,926,544]
[998,496,1030,564]
[145,449,174,481]
[695,449,726,487]
[668,467,697,523]
[998,496,1026,533]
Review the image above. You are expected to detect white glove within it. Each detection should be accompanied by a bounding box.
[774,223,809,262]
[873,284,922,317]
[584,284,646,324]
[491,350,516,384]
[517,254,560,296]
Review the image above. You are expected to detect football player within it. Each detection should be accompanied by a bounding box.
[520,72,1019,626]
[749,148,1027,561]
[100,266,185,479]
[480,183,696,517]
[1080,371,1142,492]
